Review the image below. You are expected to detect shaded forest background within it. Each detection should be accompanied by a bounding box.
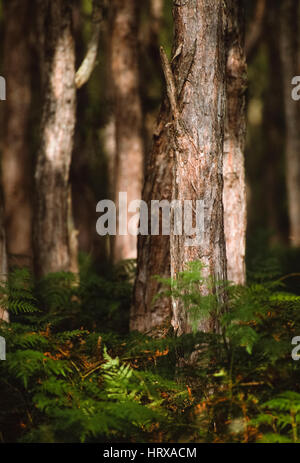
[0,0,298,274]
[0,0,300,444]
[1,1,298,276]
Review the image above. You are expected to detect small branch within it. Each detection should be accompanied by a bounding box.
[75,0,103,89]
[159,46,179,122]
[278,272,300,282]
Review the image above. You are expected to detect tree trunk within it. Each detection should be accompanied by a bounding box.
[148,0,164,76]
[71,1,100,261]
[102,6,116,212]
[34,0,76,277]
[131,100,173,333]
[223,1,247,285]
[110,0,144,262]
[263,0,286,244]
[169,0,227,335]
[245,0,266,62]
[2,0,33,271]
[132,0,228,335]
[280,0,300,247]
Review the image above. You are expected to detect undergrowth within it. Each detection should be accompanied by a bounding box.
[0,250,299,443]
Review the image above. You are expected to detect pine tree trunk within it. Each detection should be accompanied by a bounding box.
[223,1,247,285]
[131,1,172,334]
[34,0,76,277]
[169,0,227,335]
[131,101,173,332]
[280,0,300,247]
[132,0,228,335]
[110,0,144,262]
[2,0,33,270]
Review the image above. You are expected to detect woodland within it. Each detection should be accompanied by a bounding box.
[0,0,300,444]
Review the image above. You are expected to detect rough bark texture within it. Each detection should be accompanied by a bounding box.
[111,0,144,262]
[132,0,228,335]
[223,1,247,285]
[34,0,76,276]
[2,0,33,270]
[131,0,173,333]
[169,0,227,335]
[279,0,300,247]
[131,101,173,333]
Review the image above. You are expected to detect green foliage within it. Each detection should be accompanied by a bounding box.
[155,261,219,332]
[252,392,300,443]
[154,259,300,443]
[0,267,190,443]
[0,255,299,443]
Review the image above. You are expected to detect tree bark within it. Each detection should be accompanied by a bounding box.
[223,1,247,285]
[169,0,227,335]
[132,0,228,335]
[130,0,173,333]
[2,0,33,270]
[110,0,144,262]
[34,0,76,276]
[131,100,173,333]
[279,0,300,247]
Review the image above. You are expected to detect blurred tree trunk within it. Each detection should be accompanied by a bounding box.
[2,0,33,270]
[148,0,164,77]
[280,0,300,247]
[71,2,99,260]
[245,0,266,62]
[263,0,286,244]
[110,0,144,262]
[144,0,165,152]
[223,1,247,285]
[34,0,76,276]
[102,6,116,239]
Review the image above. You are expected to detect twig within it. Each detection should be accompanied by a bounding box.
[159,46,179,122]
[278,273,300,282]
[75,0,103,89]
